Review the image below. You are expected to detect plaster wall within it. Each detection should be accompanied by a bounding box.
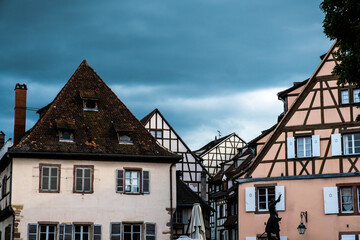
[11,158,176,240]
[238,176,360,240]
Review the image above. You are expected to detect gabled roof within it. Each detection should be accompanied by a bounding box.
[141,108,210,176]
[10,60,180,161]
[176,178,212,210]
[194,132,244,157]
[245,42,338,176]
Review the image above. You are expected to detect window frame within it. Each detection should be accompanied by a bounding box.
[73,165,94,194]
[339,232,360,240]
[117,134,134,145]
[296,136,312,158]
[39,164,61,193]
[149,130,163,139]
[83,99,99,112]
[39,224,57,240]
[254,184,277,213]
[340,89,350,105]
[59,130,75,143]
[124,168,142,194]
[74,225,91,240]
[342,133,360,155]
[337,183,360,215]
[123,223,142,240]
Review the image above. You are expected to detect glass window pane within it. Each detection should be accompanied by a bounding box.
[84,178,91,191]
[42,176,49,190]
[111,224,121,234]
[50,176,58,190]
[76,177,83,191]
[51,167,58,177]
[342,90,349,104]
[354,89,360,103]
[341,187,354,212]
[84,169,91,178]
[42,167,49,177]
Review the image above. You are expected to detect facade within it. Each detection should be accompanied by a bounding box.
[1,61,181,240]
[237,42,360,240]
[194,133,246,177]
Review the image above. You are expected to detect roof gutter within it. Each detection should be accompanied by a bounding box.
[9,151,181,163]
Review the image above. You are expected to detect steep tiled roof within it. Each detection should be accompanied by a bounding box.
[10,60,180,161]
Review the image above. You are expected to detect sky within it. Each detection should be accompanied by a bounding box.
[0,0,332,150]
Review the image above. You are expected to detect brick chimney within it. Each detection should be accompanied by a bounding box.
[14,83,27,145]
[0,131,5,149]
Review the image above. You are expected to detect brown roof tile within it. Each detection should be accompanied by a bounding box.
[10,60,179,161]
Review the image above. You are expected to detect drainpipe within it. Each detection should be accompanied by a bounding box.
[170,162,176,240]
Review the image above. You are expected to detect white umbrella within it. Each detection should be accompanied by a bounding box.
[188,203,206,240]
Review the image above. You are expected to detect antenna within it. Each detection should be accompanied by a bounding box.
[217,130,221,138]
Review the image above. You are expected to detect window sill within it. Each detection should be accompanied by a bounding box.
[39,189,60,193]
[73,191,94,194]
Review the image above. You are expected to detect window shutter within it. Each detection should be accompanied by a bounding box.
[93,225,101,240]
[331,134,342,156]
[275,186,285,211]
[245,187,255,212]
[117,170,124,193]
[28,224,38,240]
[143,171,150,194]
[110,223,122,240]
[59,224,73,240]
[312,135,320,157]
[145,223,156,240]
[323,187,339,214]
[286,137,295,158]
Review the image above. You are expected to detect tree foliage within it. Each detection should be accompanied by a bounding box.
[320,0,360,86]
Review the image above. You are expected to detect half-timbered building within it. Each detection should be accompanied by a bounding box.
[194,133,246,177]
[141,109,210,200]
[1,61,181,240]
[237,42,360,240]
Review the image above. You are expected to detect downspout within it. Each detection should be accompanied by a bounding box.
[9,155,15,240]
[170,162,176,240]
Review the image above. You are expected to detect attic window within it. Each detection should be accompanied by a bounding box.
[118,134,133,145]
[59,130,75,143]
[150,130,163,139]
[83,99,98,111]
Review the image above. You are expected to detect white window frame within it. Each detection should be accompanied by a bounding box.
[75,167,93,193]
[257,186,276,212]
[125,170,140,193]
[39,225,57,240]
[343,133,360,155]
[123,224,141,240]
[74,225,90,240]
[296,136,312,158]
[41,165,59,191]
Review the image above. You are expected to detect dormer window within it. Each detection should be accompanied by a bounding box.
[83,99,98,111]
[80,90,99,111]
[118,134,133,145]
[56,119,76,143]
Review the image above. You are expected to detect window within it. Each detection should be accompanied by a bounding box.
[117,169,149,194]
[174,210,183,224]
[338,184,360,214]
[123,224,141,240]
[343,133,360,155]
[74,225,90,240]
[341,90,350,104]
[150,130,162,139]
[39,225,56,240]
[339,232,360,240]
[354,89,360,103]
[257,186,275,212]
[40,164,60,192]
[74,166,93,193]
[296,136,312,158]
[59,130,75,143]
[118,135,133,145]
[125,171,140,193]
[83,99,98,111]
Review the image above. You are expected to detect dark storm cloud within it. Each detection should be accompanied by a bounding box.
[0,0,332,148]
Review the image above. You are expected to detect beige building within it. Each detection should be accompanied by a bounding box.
[237,42,360,240]
[0,61,180,240]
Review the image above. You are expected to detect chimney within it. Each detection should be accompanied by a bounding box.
[0,131,5,149]
[14,83,27,145]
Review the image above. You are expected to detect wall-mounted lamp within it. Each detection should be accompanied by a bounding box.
[297,211,308,234]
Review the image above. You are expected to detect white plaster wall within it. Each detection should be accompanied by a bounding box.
[11,158,176,240]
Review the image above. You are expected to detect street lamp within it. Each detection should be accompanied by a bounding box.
[297,211,307,234]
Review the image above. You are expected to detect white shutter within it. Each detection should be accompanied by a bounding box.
[323,187,339,214]
[312,135,320,157]
[287,137,295,158]
[275,186,285,211]
[331,134,342,156]
[245,187,255,212]
[245,237,256,240]
[280,237,288,240]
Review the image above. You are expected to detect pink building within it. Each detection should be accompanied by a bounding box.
[237,42,360,240]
